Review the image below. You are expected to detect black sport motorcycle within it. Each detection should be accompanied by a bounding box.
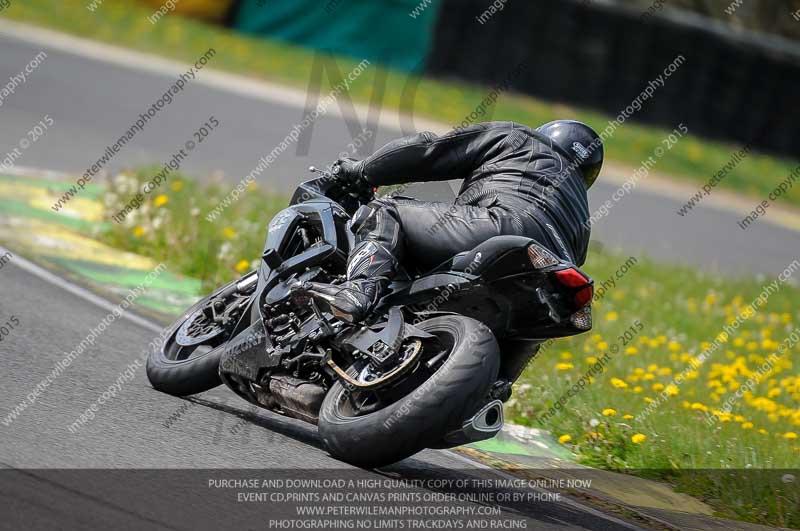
[146,166,594,467]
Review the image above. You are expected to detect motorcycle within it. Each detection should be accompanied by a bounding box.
[146,166,594,468]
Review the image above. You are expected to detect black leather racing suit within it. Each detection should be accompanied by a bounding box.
[348,121,591,283]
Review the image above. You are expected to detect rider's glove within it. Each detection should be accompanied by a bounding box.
[332,157,366,185]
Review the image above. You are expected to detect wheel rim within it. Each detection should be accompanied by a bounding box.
[163,300,234,362]
[331,328,457,420]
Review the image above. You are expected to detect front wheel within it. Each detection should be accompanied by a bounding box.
[318,315,500,468]
[146,273,254,396]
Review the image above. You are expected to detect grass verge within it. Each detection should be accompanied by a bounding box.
[95,169,800,527]
[4,0,800,210]
[510,251,800,527]
[98,169,285,291]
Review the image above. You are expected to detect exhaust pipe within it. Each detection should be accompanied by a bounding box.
[442,399,504,447]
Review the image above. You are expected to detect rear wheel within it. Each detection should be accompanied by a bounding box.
[318,315,500,468]
[146,273,254,396]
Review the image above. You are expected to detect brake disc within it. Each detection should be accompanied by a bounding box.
[328,339,423,390]
[175,307,226,346]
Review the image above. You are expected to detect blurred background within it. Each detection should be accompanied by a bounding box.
[1,1,800,528]
[151,0,800,154]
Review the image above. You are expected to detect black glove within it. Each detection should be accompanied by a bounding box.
[332,157,366,185]
[333,157,374,201]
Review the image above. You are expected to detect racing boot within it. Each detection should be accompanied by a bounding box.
[294,240,395,323]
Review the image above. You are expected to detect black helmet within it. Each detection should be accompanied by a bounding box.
[537,120,603,188]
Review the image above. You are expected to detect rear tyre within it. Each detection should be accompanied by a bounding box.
[318,315,500,468]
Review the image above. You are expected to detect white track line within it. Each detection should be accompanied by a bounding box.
[0,244,162,334]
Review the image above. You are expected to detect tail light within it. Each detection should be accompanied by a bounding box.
[528,244,560,269]
[555,267,593,308]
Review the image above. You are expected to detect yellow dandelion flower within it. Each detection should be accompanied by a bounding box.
[664,384,679,396]
[652,383,665,392]
[668,341,681,352]
[235,259,250,273]
[585,356,598,364]
[633,386,643,393]
[222,227,237,240]
[560,351,573,360]
[602,408,617,417]
[558,434,572,444]
[154,194,169,207]
[610,378,628,389]
[623,414,634,420]
[597,341,609,351]
[133,226,145,237]
[631,433,647,444]
[605,311,618,322]
[784,432,798,440]
[741,422,754,429]
[758,428,768,435]
[625,346,638,356]
[170,180,184,192]
[643,373,655,381]
[555,362,574,371]
[644,397,654,404]
[690,402,708,412]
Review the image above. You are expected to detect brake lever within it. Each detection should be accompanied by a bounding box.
[308,165,335,180]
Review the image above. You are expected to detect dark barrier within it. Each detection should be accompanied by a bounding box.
[426,0,800,157]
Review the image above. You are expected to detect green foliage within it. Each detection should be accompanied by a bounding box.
[511,249,800,527]
[97,169,285,290]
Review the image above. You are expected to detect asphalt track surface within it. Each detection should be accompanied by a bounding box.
[0,24,792,531]
[1,31,798,278]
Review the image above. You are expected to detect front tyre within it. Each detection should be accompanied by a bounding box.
[318,315,500,468]
[146,273,253,396]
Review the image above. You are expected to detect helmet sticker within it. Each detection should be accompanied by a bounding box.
[572,142,590,160]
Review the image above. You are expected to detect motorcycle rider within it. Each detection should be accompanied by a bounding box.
[298,120,603,324]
